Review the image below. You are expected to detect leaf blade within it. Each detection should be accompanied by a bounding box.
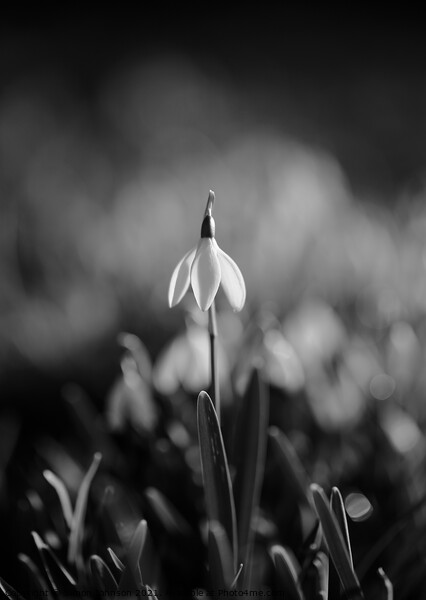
[197,391,238,572]
[43,469,74,530]
[232,369,269,588]
[68,452,102,567]
[118,519,147,592]
[270,544,304,600]
[311,484,364,600]
[90,555,119,592]
[330,487,353,567]
[208,521,234,591]
[32,531,77,596]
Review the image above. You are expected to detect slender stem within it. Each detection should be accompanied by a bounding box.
[208,300,220,424]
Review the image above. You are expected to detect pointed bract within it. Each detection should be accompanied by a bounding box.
[216,242,246,312]
[191,239,221,311]
[168,246,197,308]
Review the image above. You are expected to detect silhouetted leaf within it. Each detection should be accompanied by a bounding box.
[377,568,393,600]
[312,551,329,600]
[68,453,102,567]
[330,487,353,567]
[232,368,269,588]
[90,555,118,592]
[43,469,74,529]
[197,391,237,572]
[32,531,77,596]
[118,519,154,592]
[270,545,304,600]
[107,547,125,572]
[311,484,364,600]
[208,521,234,592]
[0,577,26,600]
[18,553,53,599]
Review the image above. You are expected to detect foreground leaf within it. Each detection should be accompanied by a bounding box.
[232,368,269,588]
[107,547,125,572]
[118,520,147,591]
[68,452,102,567]
[330,487,353,567]
[311,484,364,599]
[208,521,234,591]
[312,551,329,600]
[32,531,77,596]
[329,486,353,598]
[270,545,304,600]
[269,427,316,540]
[377,568,393,600]
[90,555,119,592]
[43,469,74,530]
[197,391,238,571]
[0,577,26,600]
[268,427,314,508]
[107,548,125,573]
[18,553,53,598]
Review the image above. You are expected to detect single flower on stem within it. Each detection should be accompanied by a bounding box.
[168,191,246,312]
[168,191,245,424]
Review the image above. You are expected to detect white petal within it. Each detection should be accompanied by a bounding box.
[168,246,197,307]
[216,243,246,311]
[190,238,221,311]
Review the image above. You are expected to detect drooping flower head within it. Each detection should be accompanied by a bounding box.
[168,191,246,312]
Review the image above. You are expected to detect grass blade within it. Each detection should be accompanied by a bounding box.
[377,568,393,600]
[43,469,74,530]
[145,585,159,600]
[231,563,244,590]
[312,551,329,600]
[197,391,238,572]
[68,452,102,567]
[118,519,147,591]
[269,427,317,541]
[329,486,353,599]
[208,520,234,592]
[232,368,269,588]
[269,427,314,510]
[0,577,26,600]
[107,547,125,572]
[32,531,77,596]
[311,484,364,600]
[330,487,353,567]
[270,544,304,600]
[90,555,119,592]
[18,553,53,599]
[25,490,59,549]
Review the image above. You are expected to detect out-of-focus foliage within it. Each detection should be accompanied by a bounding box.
[1,49,426,378]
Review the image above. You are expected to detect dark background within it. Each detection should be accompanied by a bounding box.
[3,8,426,194]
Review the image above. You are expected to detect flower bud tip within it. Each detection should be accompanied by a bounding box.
[205,190,215,217]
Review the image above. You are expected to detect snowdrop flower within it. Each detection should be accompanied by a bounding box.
[168,191,246,312]
[152,318,229,395]
[106,334,158,435]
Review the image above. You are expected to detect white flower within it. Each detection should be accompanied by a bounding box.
[168,192,246,312]
[152,320,229,395]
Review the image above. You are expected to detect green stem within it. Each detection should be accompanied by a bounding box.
[208,300,220,424]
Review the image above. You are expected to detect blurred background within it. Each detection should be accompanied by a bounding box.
[1,7,426,424]
[2,8,426,597]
